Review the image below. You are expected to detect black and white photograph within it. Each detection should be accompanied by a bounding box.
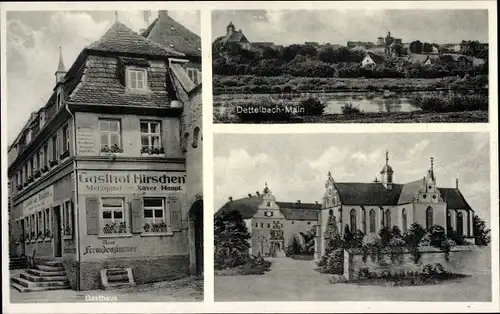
[213,133,492,302]
[5,9,203,302]
[212,10,489,124]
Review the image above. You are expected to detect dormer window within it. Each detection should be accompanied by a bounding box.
[126,67,148,91]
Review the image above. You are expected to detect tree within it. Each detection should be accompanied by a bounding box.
[409,40,423,54]
[473,215,491,246]
[379,227,392,246]
[285,235,302,256]
[214,210,251,269]
[404,222,426,247]
[423,42,434,53]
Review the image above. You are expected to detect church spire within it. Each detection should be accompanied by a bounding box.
[380,150,394,188]
[57,46,65,73]
[428,157,436,181]
[55,46,67,84]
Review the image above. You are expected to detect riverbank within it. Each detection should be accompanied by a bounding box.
[213,75,487,95]
[214,109,487,124]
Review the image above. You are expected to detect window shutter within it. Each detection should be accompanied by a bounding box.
[86,197,99,235]
[169,196,182,232]
[130,196,144,233]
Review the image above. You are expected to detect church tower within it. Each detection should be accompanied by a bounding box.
[226,21,235,36]
[55,46,67,108]
[380,151,394,189]
[55,46,66,84]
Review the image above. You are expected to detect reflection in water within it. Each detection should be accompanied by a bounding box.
[213,91,453,115]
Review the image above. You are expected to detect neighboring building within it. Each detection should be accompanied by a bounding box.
[8,14,203,291]
[409,54,440,65]
[347,41,375,49]
[142,10,202,85]
[382,31,403,57]
[361,53,384,68]
[216,183,321,258]
[361,54,376,67]
[460,40,488,55]
[317,152,475,259]
[212,21,252,52]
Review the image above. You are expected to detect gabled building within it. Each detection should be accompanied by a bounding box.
[216,183,321,258]
[317,152,475,259]
[8,14,203,291]
[212,21,252,53]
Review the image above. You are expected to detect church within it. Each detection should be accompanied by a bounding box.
[317,152,475,259]
[216,183,321,257]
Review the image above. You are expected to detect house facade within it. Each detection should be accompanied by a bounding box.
[216,183,321,257]
[317,152,475,259]
[8,12,203,291]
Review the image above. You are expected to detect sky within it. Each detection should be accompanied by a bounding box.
[214,133,492,226]
[6,10,200,145]
[212,9,489,45]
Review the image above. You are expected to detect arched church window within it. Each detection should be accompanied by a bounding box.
[385,209,391,228]
[350,209,357,232]
[402,208,407,233]
[426,206,434,230]
[446,209,452,233]
[456,211,464,236]
[369,209,376,233]
[361,208,366,234]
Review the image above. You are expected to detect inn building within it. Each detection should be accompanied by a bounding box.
[8,11,203,291]
[317,152,475,259]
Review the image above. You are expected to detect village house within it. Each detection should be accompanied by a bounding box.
[216,183,321,258]
[8,11,203,292]
[361,52,384,68]
[316,152,475,259]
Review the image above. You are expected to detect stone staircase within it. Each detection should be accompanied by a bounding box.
[9,257,27,270]
[101,268,136,290]
[11,260,71,292]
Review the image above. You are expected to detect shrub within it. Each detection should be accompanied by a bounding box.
[297,97,326,116]
[321,248,344,275]
[341,103,362,114]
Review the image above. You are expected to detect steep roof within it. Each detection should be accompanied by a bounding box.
[214,31,250,46]
[216,195,263,219]
[215,197,320,221]
[279,207,319,221]
[333,182,403,205]
[87,21,183,57]
[68,55,171,108]
[397,179,425,204]
[142,11,201,57]
[439,188,473,211]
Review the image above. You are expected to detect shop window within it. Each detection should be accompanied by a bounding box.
[140,121,162,155]
[99,119,122,153]
[143,198,167,233]
[126,67,148,90]
[63,200,74,238]
[100,197,127,234]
